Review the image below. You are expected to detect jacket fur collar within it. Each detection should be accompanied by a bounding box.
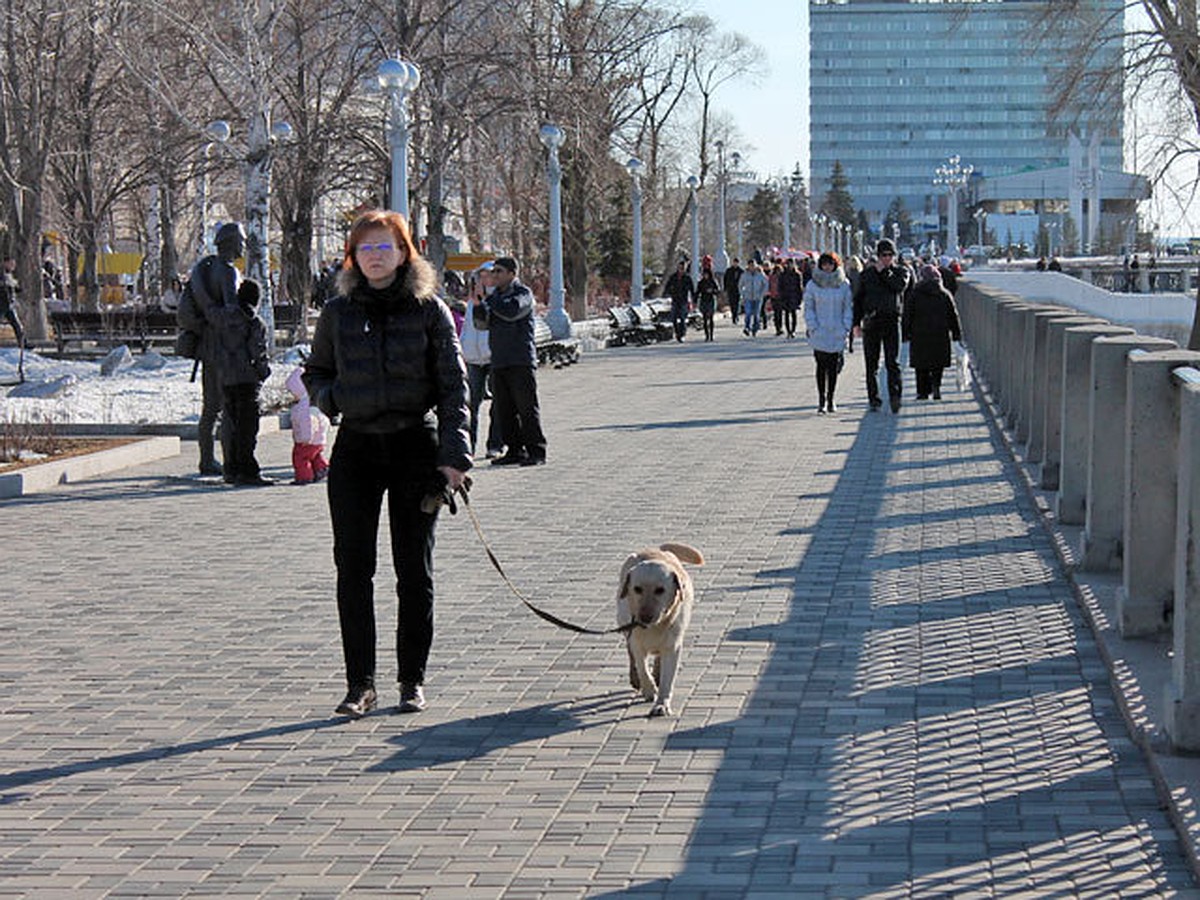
[336,255,439,303]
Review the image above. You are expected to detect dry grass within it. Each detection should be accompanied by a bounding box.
[0,419,134,471]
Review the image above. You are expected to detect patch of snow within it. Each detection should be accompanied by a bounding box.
[0,347,301,425]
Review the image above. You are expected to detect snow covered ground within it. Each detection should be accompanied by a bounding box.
[0,346,303,426]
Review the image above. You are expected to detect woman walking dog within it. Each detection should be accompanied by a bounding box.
[305,210,471,719]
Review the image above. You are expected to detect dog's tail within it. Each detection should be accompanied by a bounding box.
[660,542,704,565]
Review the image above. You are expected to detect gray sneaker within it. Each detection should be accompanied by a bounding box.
[398,683,426,713]
[335,684,377,719]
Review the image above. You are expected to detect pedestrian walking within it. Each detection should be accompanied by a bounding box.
[697,265,720,342]
[844,255,863,353]
[304,209,471,719]
[0,258,24,350]
[477,256,547,466]
[663,260,695,342]
[777,258,803,339]
[739,260,768,337]
[804,251,854,414]
[723,257,743,323]
[853,238,912,413]
[902,264,962,401]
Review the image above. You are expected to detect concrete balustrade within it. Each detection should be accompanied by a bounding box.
[1079,335,1177,571]
[1119,349,1200,636]
[1056,324,1134,525]
[1040,315,1106,489]
[956,277,1200,749]
[1027,310,1084,463]
[1167,367,1200,748]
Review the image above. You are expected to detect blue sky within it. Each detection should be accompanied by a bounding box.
[690,1,1200,239]
[689,0,810,183]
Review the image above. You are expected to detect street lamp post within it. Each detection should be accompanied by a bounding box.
[197,120,230,259]
[626,157,645,305]
[776,176,793,252]
[972,207,988,254]
[815,213,827,251]
[714,142,728,274]
[687,175,700,284]
[539,123,570,338]
[934,154,973,258]
[377,58,421,219]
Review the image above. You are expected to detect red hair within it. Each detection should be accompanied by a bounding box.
[343,209,422,273]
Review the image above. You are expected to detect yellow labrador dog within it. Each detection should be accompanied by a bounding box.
[617,542,705,717]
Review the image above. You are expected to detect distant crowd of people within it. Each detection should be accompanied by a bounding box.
[655,239,963,415]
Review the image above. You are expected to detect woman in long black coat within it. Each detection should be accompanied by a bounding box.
[902,264,962,400]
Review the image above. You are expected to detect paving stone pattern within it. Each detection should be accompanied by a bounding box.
[1,319,1194,897]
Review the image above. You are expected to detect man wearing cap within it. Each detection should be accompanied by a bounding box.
[852,238,912,413]
[180,222,246,476]
[475,256,547,466]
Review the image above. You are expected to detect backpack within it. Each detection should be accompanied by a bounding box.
[174,260,212,359]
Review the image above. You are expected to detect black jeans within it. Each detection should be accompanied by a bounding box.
[814,350,842,404]
[221,382,261,480]
[862,318,901,405]
[327,426,439,689]
[492,365,546,461]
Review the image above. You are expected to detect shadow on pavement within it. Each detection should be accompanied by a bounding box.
[592,397,1193,896]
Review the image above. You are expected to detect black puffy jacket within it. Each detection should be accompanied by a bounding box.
[852,263,912,328]
[303,257,472,472]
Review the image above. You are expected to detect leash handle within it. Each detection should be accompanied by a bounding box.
[455,485,635,637]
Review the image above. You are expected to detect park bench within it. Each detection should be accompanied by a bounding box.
[533,314,580,368]
[607,305,657,346]
[270,304,304,344]
[646,298,702,336]
[48,309,174,355]
[632,301,674,342]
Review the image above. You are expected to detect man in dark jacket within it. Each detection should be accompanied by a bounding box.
[853,238,912,413]
[723,258,743,324]
[179,222,244,476]
[663,260,695,342]
[776,258,804,338]
[479,256,547,466]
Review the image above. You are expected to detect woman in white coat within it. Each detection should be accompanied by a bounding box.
[804,252,854,413]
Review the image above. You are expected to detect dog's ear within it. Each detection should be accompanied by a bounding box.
[672,571,681,597]
[619,571,632,599]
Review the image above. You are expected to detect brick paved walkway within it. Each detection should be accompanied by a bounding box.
[1,318,1194,897]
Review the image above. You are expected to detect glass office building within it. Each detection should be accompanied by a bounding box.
[809,0,1125,226]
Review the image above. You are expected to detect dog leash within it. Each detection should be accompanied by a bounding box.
[443,481,638,637]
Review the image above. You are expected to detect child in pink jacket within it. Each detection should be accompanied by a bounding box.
[285,366,330,484]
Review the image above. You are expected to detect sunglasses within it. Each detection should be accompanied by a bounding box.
[879,252,895,258]
[357,242,395,254]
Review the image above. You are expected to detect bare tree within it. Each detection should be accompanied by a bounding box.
[1016,1,1200,347]
[0,0,71,338]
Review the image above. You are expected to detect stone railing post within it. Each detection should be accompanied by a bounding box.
[1119,348,1200,636]
[1166,366,1200,750]
[1040,315,1105,489]
[1080,336,1177,572]
[1056,324,1133,524]
[1027,309,1082,463]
